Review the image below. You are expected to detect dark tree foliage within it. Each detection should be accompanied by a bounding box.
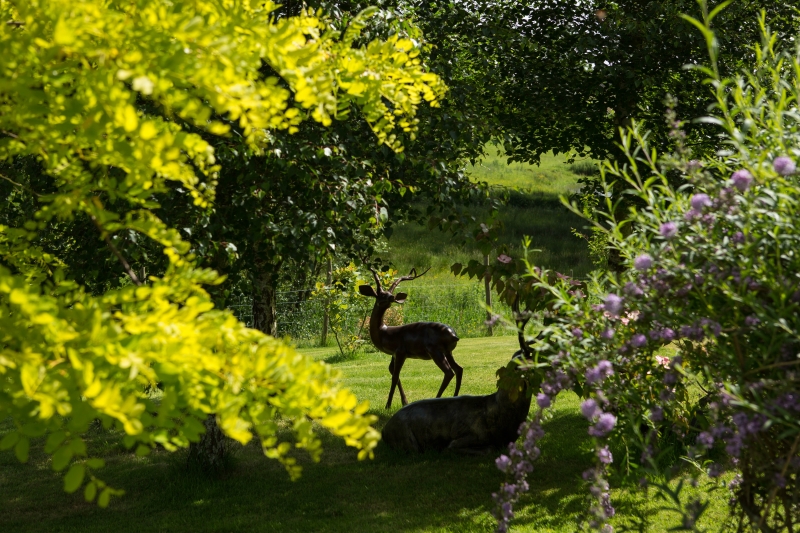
[401,0,800,164]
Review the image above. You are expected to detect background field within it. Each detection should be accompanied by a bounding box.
[0,337,731,533]
[272,148,599,347]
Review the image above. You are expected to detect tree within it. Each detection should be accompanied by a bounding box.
[0,0,445,499]
[401,0,799,164]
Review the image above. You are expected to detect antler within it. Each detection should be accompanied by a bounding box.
[389,267,430,293]
[367,265,383,291]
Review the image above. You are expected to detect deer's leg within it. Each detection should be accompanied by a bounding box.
[432,351,455,398]
[386,354,407,410]
[444,352,463,396]
[388,359,408,406]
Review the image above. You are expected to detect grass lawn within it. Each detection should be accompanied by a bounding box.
[1,337,731,533]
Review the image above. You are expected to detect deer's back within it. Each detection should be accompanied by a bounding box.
[382,322,458,356]
[382,390,531,452]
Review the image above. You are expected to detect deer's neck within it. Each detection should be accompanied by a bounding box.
[369,303,391,348]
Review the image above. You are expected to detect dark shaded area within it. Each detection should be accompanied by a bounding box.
[0,403,594,533]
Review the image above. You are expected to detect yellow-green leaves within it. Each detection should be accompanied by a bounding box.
[0,0,443,506]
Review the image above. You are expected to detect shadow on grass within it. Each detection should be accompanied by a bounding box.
[0,394,595,533]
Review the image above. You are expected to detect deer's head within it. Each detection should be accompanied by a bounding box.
[358,267,429,308]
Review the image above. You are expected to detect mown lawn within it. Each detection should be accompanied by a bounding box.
[1,336,731,533]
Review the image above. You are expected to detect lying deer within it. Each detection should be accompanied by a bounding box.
[359,267,461,409]
[381,299,537,453]
[381,348,532,453]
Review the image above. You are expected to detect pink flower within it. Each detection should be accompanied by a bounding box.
[497,254,512,264]
[655,355,670,367]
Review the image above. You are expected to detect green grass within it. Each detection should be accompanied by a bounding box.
[468,145,594,195]
[380,146,597,287]
[0,337,731,533]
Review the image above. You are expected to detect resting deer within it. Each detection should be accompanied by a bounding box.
[359,267,461,409]
[381,296,537,453]
[381,341,534,453]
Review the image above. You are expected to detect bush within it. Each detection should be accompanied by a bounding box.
[493,14,800,533]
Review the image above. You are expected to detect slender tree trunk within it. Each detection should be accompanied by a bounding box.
[187,415,226,473]
[187,264,231,472]
[484,254,493,336]
[252,261,281,337]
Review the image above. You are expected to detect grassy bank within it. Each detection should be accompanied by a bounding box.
[381,148,596,281]
[1,337,730,533]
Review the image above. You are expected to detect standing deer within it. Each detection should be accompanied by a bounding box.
[359,267,461,409]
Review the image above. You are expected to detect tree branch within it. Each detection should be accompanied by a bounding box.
[0,171,39,196]
[89,215,141,286]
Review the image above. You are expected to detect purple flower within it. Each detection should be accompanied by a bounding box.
[589,413,617,437]
[630,334,647,348]
[708,463,724,478]
[601,328,614,340]
[731,169,753,191]
[581,399,599,420]
[745,315,760,327]
[774,156,796,176]
[659,222,678,239]
[733,231,745,244]
[586,360,614,384]
[691,193,712,211]
[684,209,700,221]
[485,314,501,327]
[687,159,702,172]
[572,328,583,338]
[726,435,743,457]
[496,454,512,473]
[697,432,714,448]
[650,407,663,422]
[623,282,644,297]
[536,393,551,409]
[604,293,623,317]
[597,446,613,465]
[634,254,653,271]
[661,328,676,342]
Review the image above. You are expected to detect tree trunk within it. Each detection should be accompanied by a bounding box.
[187,415,226,473]
[186,258,232,473]
[252,262,281,337]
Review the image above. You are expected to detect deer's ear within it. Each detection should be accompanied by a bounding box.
[394,292,408,303]
[358,285,377,297]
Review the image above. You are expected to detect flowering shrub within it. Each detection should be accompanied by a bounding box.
[493,14,800,533]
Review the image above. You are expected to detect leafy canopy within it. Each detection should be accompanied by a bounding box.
[0,0,444,505]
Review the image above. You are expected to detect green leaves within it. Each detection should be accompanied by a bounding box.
[63,464,85,493]
[0,0,449,505]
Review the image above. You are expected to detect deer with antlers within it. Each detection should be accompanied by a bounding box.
[359,267,462,409]
[381,304,537,453]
